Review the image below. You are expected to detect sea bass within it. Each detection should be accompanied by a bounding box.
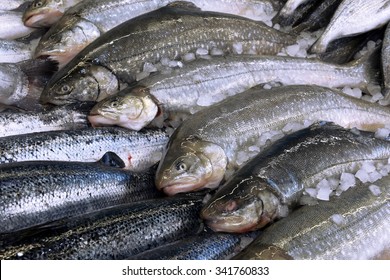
[0,127,168,171]
[201,123,390,233]
[310,0,390,53]
[233,175,390,259]
[155,85,390,196]
[39,4,295,105]
[0,194,204,259]
[88,51,379,131]
[34,0,281,67]
[23,0,83,27]
[0,160,161,234]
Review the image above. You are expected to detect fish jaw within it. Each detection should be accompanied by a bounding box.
[23,8,63,28]
[156,139,227,195]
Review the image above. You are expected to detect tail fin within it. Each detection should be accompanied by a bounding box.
[18,58,59,88]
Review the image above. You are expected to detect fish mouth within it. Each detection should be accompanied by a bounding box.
[88,114,117,127]
[204,216,259,233]
[159,180,207,196]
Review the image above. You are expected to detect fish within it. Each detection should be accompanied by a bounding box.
[0,59,57,105]
[89,50,380,131]
[0,158,161,234]
[200,122,390,233]
[276,0,313,17]
[0,103,92,137]
[0,0,30,11]
[129,232,243,260]
[0,38,38,63]
[23,0,83,27]
[310,0,390,53]
[382,23,390,105]
[0,127,169,171]
[35,0,292,69]
[232,175,390,259]
[40,4,296,105]
[0,193,204,259]
[273,0,319,27]
[0,10,36,40]
[155,85,390,196]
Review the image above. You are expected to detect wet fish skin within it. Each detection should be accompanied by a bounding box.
[0,161,161,234]
[0,0,30,11]
[89,51,380,131]
[0,194,204,259]
[156,85,390,196]
[0,103,92,137]
[233,176,390,259]
[0,39,38,63]
[310,0,390,53]
[23,0,83,27]
[382,23,390,105]
[201,123,390,233]
[34,0,280,67]
[0,127,169,171]
[129,232,243,260]
[273,0,318,27]
[40,5,295,105]
[0,10,35,40]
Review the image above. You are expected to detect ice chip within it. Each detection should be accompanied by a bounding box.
[368,184,382,196]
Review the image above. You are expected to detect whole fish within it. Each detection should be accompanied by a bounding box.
[89,51,379,131]
[0,127,168,171]
[232,176,390,259]
[310,0,390,53]
[0,159,161,234]
[0,59,56,105]
[382,23,390,105]
[35,0,281,67]
[0,10,35,40]
[0,194,204,259]
[129,232,243,260]
[155,85,390,196]
[0,103,92,137]
[40,4,295,105]
[23,0,83,27]
[0,39,38,63]
[201,122,390,233]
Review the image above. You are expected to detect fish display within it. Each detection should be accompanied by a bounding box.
[155,85,390,196]
[0,127,169,171]
[34,0,282,67]
[233,175,390,259]
[0,194,204,259]
[0,159,161,234]
[201,123,390,232]
[89,51,379,131]
[39,4,295,105]
[310,0,390,53]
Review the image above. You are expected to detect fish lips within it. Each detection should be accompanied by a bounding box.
[157,178,208,196]
[24,10,62,28]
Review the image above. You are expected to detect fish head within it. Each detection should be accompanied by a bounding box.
[23,0,64,28]
[156,137,227,196]
[201,177,280,233]
[88,86,159,131]
[34,15,101,67]
[40,64,120,105]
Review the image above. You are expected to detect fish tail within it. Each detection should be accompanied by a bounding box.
[18,58,59,88]
[351,46,381,90]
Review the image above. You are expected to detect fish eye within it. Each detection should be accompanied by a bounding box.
[224,200,238,212]
[111,100,120,107]
[33,1,43,8]
[61,84,70,93]
[175,161,188,171]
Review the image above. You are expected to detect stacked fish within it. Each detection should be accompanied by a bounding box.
[0,0,390,260]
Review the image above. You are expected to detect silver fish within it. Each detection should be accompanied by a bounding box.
[201,123,390,233]
[40,4,295,105]
[310,0,390,53]
[0,38,38,63]
[233,175,390,259]
[0,127,168,171]
[382,23,390,105]
[89,51,380,131]
[35,0,280,67]
[0,194,204,259]
[0,10,35,40]
[0,160,161,234]
[155,85,390,196]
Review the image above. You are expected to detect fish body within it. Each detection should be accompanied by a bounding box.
[89,52,380,131]
[0,161,160,234]
[0,194,203,259]
[0,10,35,40]
[0,39,38,63]
[0,127,168,171]
[0,0,30,11]
[310,0,390,53]
[155,85,390,196]
[23,0,83,27]
[130,232,243,260]
[0,103,91,137]
[201,123,390,233]
[382,23,390,104]
[273,0,318,26]
[233,176,390,259]
[35,0,280,66]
